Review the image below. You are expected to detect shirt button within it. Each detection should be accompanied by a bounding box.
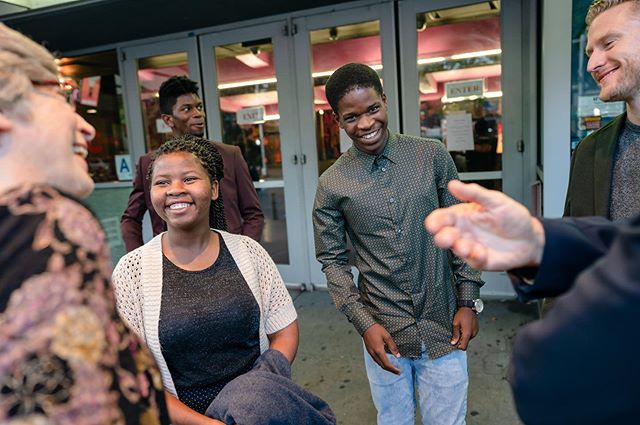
[381,167,386,172]
[397,229,402,234]
[389,198,395,204]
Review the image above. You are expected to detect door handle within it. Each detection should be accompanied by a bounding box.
[292,154,298,165]
[301,154,307,165]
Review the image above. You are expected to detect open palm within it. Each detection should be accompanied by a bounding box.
[425,181,544,271]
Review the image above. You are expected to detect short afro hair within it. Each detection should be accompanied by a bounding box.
[158,75,200,115]
[325,63,383,113]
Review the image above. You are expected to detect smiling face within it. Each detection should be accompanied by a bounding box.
[162,93,206,137]
[6,85,96,198]
[150,151,218,232]
[586,2,640,104]
[334,86,389,155]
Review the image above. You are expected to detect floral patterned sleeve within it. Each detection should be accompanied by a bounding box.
[0,185,170,425]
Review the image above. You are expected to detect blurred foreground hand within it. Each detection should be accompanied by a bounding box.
[424,180,545,271]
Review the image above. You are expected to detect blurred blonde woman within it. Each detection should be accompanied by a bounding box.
[0,23,169,423]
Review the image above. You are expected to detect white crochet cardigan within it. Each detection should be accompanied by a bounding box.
[112,230,297,397]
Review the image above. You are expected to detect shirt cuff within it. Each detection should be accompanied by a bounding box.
[457,281,481,301]
[345,306,377,336]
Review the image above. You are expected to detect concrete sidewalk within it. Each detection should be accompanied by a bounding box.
[291,290,536,425]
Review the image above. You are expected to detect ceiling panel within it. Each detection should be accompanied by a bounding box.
[4,0,353,53]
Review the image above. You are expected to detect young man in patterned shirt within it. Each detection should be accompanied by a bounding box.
[313,63,484,425]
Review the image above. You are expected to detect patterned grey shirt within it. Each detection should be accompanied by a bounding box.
[609,119,640,221]
[313,132,483,359]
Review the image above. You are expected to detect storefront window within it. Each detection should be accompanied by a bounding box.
[59,51,128,183]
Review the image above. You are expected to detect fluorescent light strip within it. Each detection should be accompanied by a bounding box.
[218,64,384,89]
[418,49,501,65]
[312,63,383,79]
[217,49,500,91]
[217,77,277,90]
[264,114,280,121]
[450,48,502,60]
[417,56,446,65]
[441,90,502,103]
[312,70,335,78]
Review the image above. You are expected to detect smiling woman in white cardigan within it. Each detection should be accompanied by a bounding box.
[112,136,299,425]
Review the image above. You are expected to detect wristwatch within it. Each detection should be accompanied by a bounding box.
[457,299,484,314]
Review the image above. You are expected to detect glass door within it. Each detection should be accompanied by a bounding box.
[121,39,201,163]
[120,38,201,244]
[399,0,524,297]
[199,22,309,285]
[292,3,398,287]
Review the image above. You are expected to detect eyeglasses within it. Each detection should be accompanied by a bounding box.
[32,79,78,110]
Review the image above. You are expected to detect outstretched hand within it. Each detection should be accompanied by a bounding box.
[425,180,545,271]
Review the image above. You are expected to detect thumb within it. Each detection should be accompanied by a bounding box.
[384,334,401,358]
[448,180,503,209]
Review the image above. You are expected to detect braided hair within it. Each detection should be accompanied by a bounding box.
[148,135,228,231]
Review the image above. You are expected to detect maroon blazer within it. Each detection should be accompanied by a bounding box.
[120,141,264,252]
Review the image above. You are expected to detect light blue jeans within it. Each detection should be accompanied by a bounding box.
[363,343,468,425]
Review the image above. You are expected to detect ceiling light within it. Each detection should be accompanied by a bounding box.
[417,57,446,65]
[312,64,383,79]
[236,53,270,68]
[217,77,277,90]
[450,49,502,60]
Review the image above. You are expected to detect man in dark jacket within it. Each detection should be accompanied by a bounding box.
[120,76,263,251]
[426,180,640,425]
[565,0,640,220]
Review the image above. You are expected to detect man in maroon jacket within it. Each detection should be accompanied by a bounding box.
[120,76,264,251]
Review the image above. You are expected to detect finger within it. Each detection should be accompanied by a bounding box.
[457,328,471,350]
[432,227,462,249]
[448,180,503,209]
[374,349,401,375]
[383,334,401,358]
[450,322,461,345]
[450,238,475,259]
[472,317,480,338]
[452,240,488,270]
[424,208,456,233]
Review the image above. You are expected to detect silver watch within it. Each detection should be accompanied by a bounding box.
[457,298,484,314]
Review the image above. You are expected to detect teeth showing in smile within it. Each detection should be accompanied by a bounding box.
[362,129,379,140]
[73,145,88,159]
[169,203,190,210]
